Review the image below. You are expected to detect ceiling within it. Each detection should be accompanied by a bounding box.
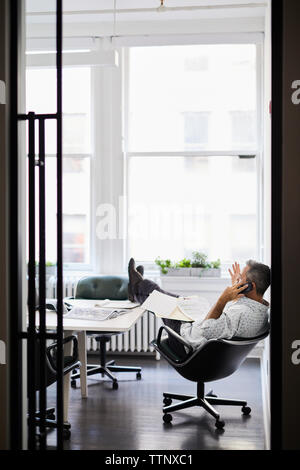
[26,0,267,23]
[25,0,267,41]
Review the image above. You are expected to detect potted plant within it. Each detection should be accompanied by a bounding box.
[190,251,208,277]
[155,258,174,275]
[204,258,221,277]
[190,252,221,277]
[155,254,221,277]
[45,261,56,277]
[173,258,191,276]
[155,257,191,276]
[34,261,56,277]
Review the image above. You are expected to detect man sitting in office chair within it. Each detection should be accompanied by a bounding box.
[128,258,270,354]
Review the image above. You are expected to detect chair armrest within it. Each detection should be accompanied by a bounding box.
[46,335,79,371]
[63,297,75,311]
[156,325,193,356]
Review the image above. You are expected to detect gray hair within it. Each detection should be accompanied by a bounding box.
[246,260,271,295]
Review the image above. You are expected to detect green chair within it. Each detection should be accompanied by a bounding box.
[69,275,142,390]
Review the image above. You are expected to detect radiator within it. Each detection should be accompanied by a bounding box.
[47,275,161,355]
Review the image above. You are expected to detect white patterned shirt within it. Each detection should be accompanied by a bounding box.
[180,296,269,350]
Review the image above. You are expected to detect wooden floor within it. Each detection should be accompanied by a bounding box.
[47,356,266,450]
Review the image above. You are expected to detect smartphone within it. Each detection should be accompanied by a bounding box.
[241,281,253,293]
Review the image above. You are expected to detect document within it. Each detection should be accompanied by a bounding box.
[95,300,140,309]
[65,306,130,322]
[141,290,210,322]
[64,298,139,310]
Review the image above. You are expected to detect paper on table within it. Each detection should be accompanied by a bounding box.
[141,290,194,322]
[95,300,140,309]
[65,306,129,321]
[63,298,109,309]
[63,298,139,310]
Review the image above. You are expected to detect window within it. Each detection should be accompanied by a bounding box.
[128,44,257,153]
[126,43,261,270]
[183,112,210,148]
[26,67,92,266]
[127,156,257,265]
[230,110,256,148]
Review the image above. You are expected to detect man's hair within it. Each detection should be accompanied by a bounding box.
[246,260,271,295]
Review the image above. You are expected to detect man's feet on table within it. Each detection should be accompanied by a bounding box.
[128,258,144,302]
[136,265,144,277]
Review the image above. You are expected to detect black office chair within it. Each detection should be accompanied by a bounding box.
[33,335,81,439]
[151,325,269,429]
[69,275,142,390]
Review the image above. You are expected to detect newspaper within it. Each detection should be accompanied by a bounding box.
[65,306,130,322]
[141,290,210,322]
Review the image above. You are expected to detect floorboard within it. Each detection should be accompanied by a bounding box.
[46,356,265,450]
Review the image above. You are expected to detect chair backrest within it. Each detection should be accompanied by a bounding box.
[32,340,59,391]
[75,275,129,300]
[32,337,80,392]
[155,329,269,383]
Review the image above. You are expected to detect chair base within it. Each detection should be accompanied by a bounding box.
[162,383,250,429]
[71,360,142,390]
[34,408,72,440]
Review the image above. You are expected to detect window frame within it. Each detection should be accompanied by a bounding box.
[123,39,264,274]
[26,34,265,276]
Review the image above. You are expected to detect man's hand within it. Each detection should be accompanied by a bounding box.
[228,262,242,285]
[219,280,248,304]
[204,281,247,321]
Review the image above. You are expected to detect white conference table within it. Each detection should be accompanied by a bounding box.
[36,302,145,421]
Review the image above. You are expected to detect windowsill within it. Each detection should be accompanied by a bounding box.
[152,273,230,281]
[61,267,231,283]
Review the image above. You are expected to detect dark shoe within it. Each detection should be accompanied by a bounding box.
[128,282,134,302]
[136,265,144,277]
[128,258,143,300]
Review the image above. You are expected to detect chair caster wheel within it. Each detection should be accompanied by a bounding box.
[136,372,142,380]
[163,397,172,406]
[215,419,225,429]
[206,390,217,398]
[163,413,172,424]
[112,381,119,390]
[71,380,76,388]
[242,406,251,415]
[63,429,71,440]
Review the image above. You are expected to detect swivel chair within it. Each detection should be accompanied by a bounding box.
[33,335,81,439]
[69,275,142,390]
[151,324,269,429]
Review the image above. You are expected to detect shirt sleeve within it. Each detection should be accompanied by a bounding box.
[180,303,246,349]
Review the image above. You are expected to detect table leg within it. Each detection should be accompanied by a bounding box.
[63,330,73,423]
[78,330,88,398]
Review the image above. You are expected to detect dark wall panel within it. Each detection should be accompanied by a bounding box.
[0,0,9,451]
[281,0,300,450]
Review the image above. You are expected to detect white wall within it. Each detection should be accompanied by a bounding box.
[92,51,126,274]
